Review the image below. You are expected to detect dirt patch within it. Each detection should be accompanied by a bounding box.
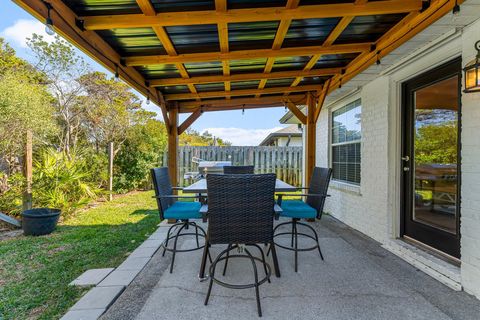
[27,305,47,320]
[0,228,23,242]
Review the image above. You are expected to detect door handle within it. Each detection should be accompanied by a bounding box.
[401,156,410,162]
[403,167,410,172]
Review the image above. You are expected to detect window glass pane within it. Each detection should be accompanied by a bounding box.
[331,99,361,185]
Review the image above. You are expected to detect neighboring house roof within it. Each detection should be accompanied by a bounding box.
[259,125,302,146]
[279,105,306,124]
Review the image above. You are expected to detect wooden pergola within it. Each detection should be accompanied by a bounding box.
[14,0,462,186]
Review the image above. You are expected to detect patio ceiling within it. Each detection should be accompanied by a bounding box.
[13,0,465,186]
[13,0,464,115]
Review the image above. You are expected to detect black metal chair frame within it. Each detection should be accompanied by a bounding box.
[199,173,279,317]
[151,167,211,273]
[270,167,332,272]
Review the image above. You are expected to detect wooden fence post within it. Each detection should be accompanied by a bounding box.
[22,130,33,211]
[108,142,114,201]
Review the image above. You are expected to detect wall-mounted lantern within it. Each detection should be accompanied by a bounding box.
[464,40,480,93]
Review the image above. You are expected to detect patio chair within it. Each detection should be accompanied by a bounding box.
[272,167,332,272]
[200,173,280,317]
[223,165,255,174]
[151,167,210,273]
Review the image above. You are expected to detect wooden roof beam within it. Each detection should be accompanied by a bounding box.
[177,94,308,112]
[257,0,300,96]
[125,43,371,66]
[327,0,462,95]
[215,0,231,97]
[284,100,307,124]
[289,0,362,88]
[165,84,323,100]
[151,26,198,96]
[82,0,422,29]
[149,67,342,87]
[178,108,203,135]
[135,0,156,16]
[12,0,167,118]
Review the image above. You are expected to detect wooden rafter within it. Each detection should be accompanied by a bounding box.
[177,94,308,113]
[289,1,360,89]
[256,0,300,96]
[135,0,155,16]
[149,68,342,87]
[178,108,203,135]
[215,0,230,96]
[12,0,167,117]
[327,0,462,95]
[82,0,422,29]
[125,43,371,66]
[284,100,306,125]
[165,84,324,101]
[314,78,331,123]
[151,26,198,96]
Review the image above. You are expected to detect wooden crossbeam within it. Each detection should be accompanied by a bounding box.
[165,84,323,100]
[216,0,230,97]
[327,0,462,95]
[125,43,371,66]
[82,0,422,29]
[151,26,198,96]
[178,108,203,135]
[135,0,156,16]
[177,94,308,113]
[256,0,300,97]
[149,68,342,87]
[284,100,306,125]
[314,78,331,123]
[13,0,167,118]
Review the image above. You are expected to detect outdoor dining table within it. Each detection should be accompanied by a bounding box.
[182,178,297,194]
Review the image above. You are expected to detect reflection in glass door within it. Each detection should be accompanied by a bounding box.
[401,58,461,258]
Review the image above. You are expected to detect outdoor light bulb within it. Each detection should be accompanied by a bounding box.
[45,17,55,36]
[242,108,245,115]
[452,1,460,15]
[146,96,150,105]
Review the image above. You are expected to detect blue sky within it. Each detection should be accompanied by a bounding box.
[0,2,288,145]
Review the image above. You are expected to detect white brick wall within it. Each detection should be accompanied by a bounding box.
[460,17,480,299]
[316,77,391,243]
[315,13,480,299]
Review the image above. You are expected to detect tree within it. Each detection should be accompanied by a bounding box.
[180,129,231,146]
[76,71,142,155]
[27,34,90,156]
[114,118,168,192]
[415,121,458,165]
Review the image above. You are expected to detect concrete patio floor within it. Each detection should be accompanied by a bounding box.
[101,216,480,320]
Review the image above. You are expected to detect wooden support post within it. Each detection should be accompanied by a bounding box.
[305,92,316,187]
[22,130,33,211]
[108,141,114,201]
[167,103,179,224]
[167,104,179,188]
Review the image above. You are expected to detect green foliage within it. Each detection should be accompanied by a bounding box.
[180,129,231,146]
[32,149,101,215]
[0,172,24,215]
[114,119,167,192]
[415,121,458,165]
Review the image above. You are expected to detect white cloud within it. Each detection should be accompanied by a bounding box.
[1,19,55,48]
[201,127,283,146]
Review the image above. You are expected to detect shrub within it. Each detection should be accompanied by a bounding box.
[33,148,101,215]
[0,172,24,216]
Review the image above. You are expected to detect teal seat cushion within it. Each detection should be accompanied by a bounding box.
[280,200,317,219]
[164,201,202,220]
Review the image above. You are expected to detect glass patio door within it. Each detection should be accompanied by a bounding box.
[401,58,461,258]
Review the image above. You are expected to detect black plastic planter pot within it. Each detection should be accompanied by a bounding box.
[21,208,61,236]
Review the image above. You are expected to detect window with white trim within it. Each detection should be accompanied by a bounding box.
[331,99,361,185]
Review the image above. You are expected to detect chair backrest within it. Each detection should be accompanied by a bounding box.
[206,173,276,244]
[223,165,255,174]
[306,167,332,219]
[150,167,174,220]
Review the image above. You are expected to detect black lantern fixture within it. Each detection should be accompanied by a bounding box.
[464,40,480,93]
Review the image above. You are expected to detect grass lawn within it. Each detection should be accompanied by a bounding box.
[0,191,159,320]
